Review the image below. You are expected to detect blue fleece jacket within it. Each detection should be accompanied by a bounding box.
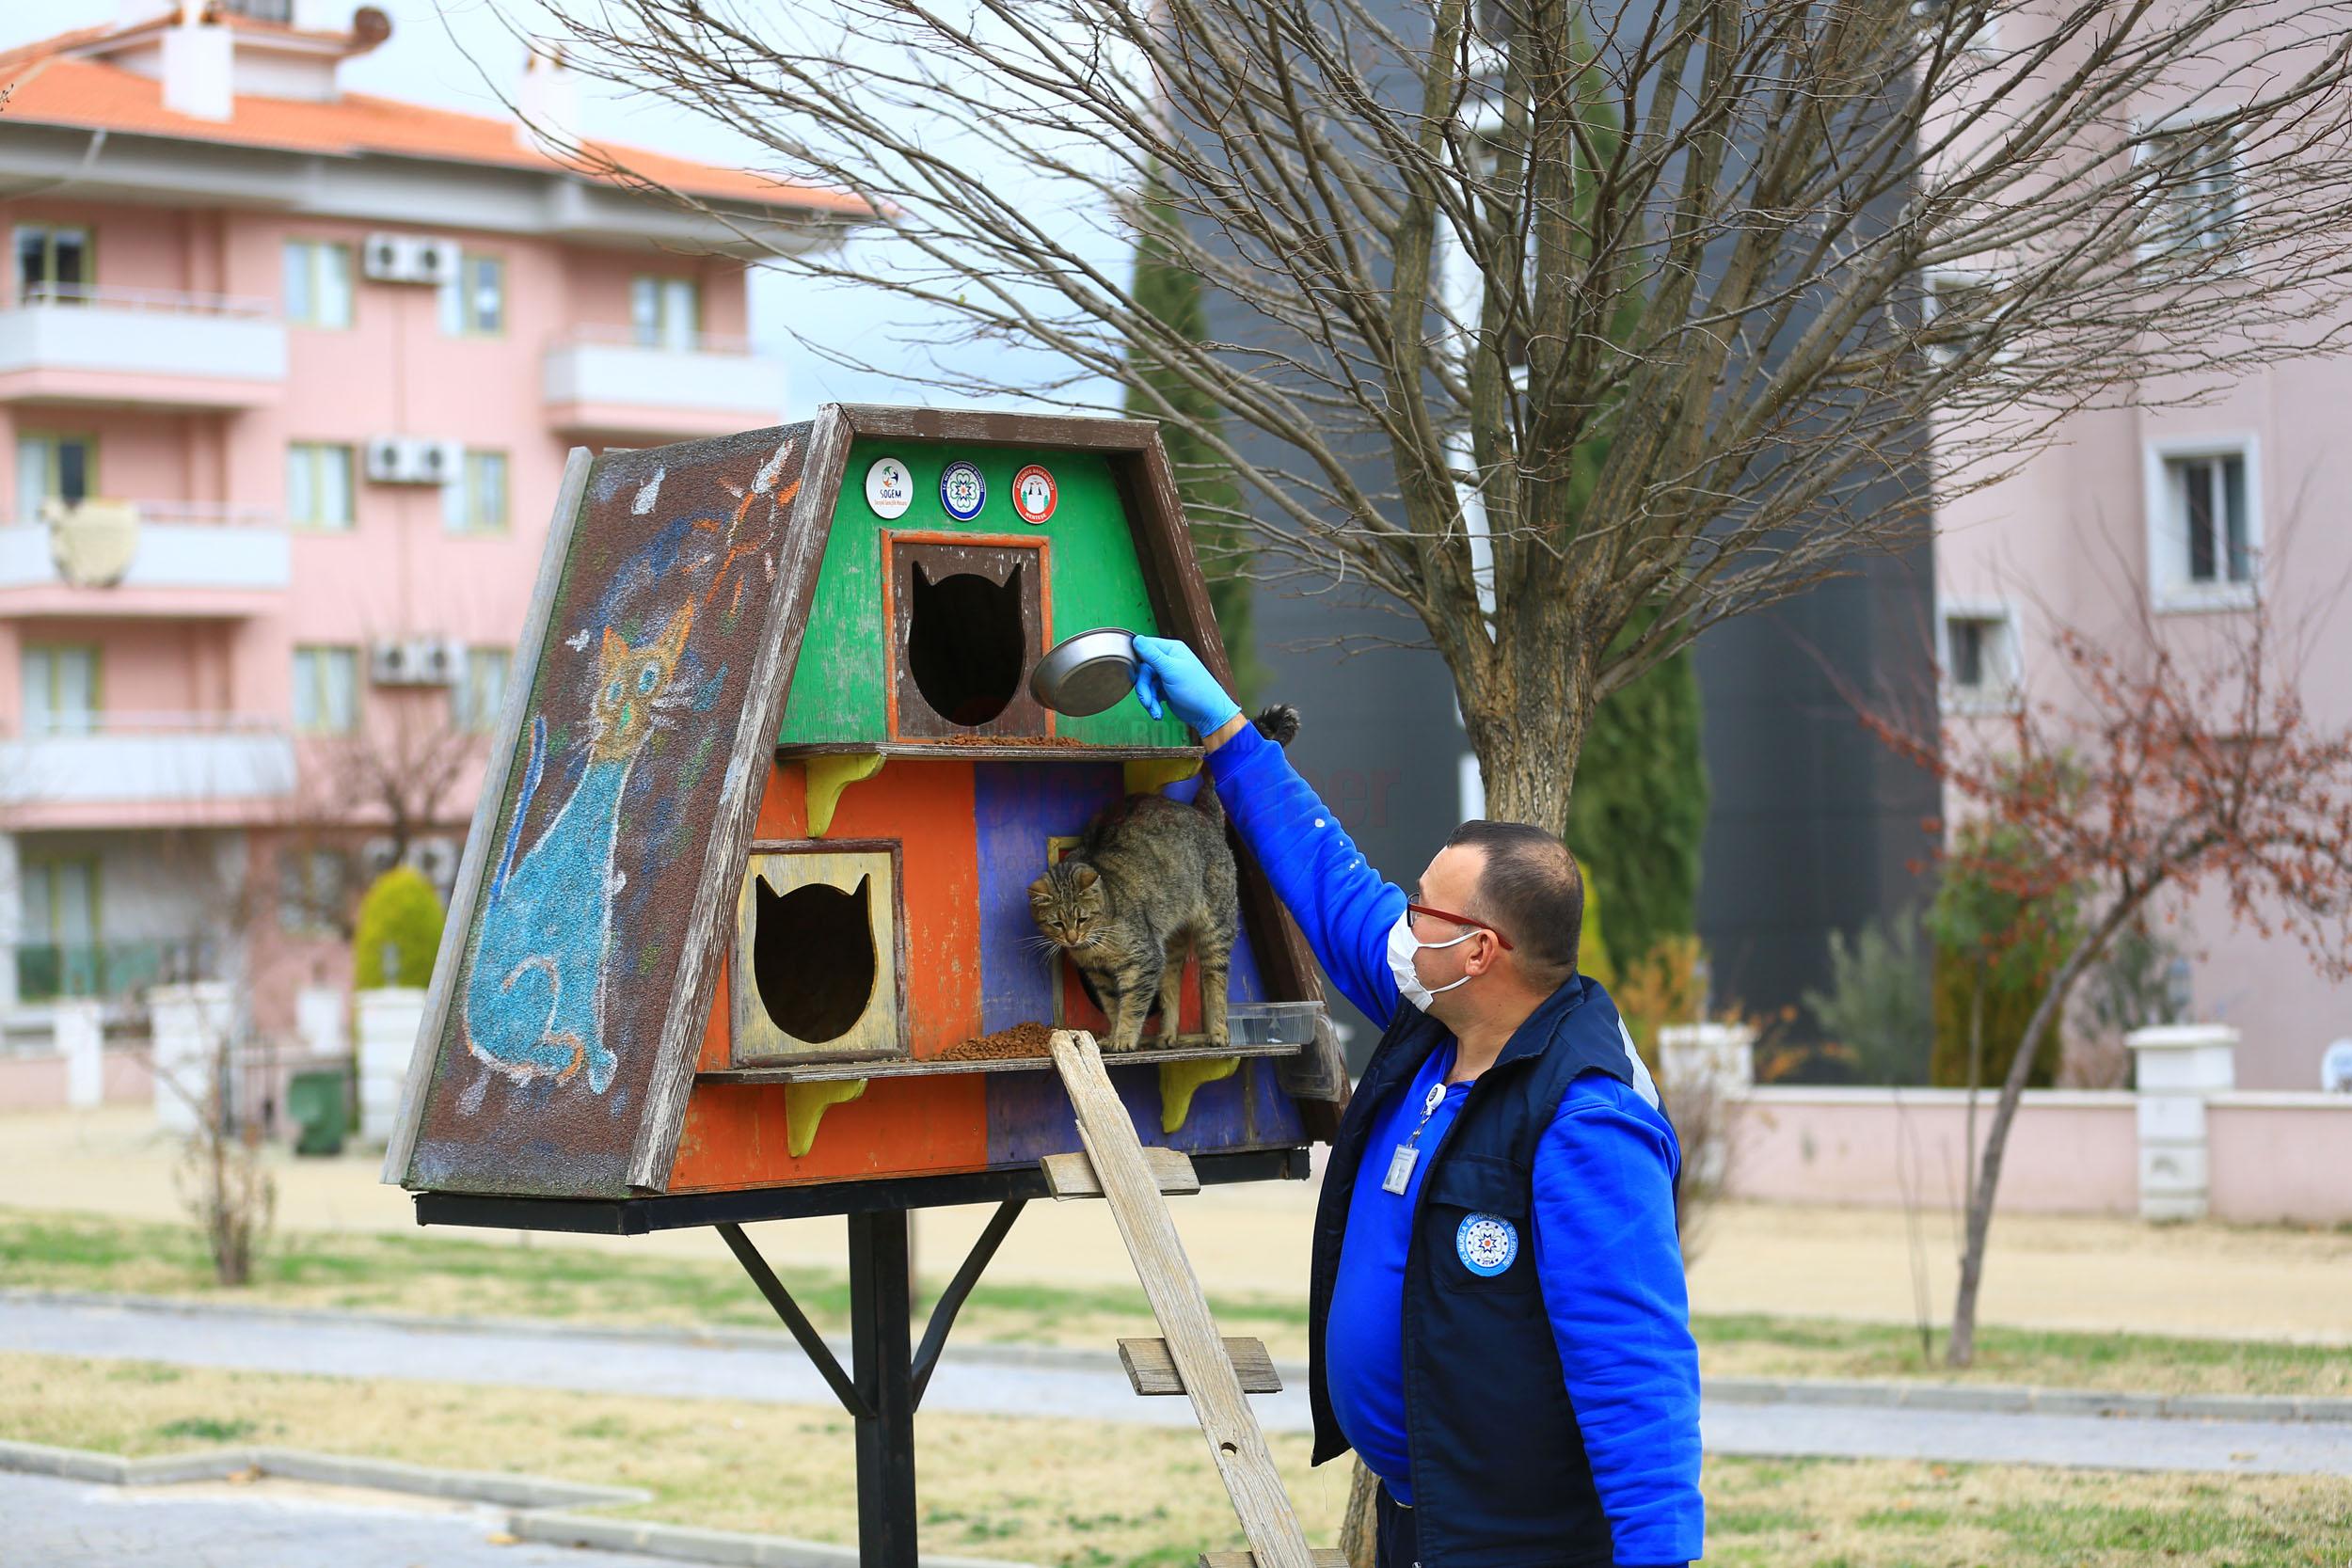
[1206,722,1705,1568]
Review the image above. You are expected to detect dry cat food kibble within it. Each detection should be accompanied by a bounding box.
[941,1022,1059,1059]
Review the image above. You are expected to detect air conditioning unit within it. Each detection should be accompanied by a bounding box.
[360,232,461,285]
[414,637,464,686]
[406,836,461,890]
[371,636,463,688]
[363,436,466,485]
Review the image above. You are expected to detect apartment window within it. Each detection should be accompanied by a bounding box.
[282,239,354,328]
[15,433,96,520]
[22,644,101,736]
[293,645,359,735]
[452,646,512,733]
[2148,442,2258,608]
[14,223,91,305]
[20,858,101,1002]
[1941,605,2021,709]
[1911,0,1999,55]
[442,450,509,534]
[286,442,356,531]
[278,847,351,936]
[438,253,505,337]
[2137,122,2238,261]
[224,0,294,20]
[630,276,702,349]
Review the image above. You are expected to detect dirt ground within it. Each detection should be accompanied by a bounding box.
[7,1106,2348,1344]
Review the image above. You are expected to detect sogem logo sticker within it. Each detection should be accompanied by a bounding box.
[864,456,913,520]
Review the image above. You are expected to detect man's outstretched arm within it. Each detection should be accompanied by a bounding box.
[1131,637,1402,1024]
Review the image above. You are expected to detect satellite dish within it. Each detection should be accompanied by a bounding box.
[43,499,139,588]
[2323,1039,2352,1093]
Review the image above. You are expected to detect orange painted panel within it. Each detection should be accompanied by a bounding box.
[826,760,981,1059]
[668,756,990,1191]
[666,1073,991,1192]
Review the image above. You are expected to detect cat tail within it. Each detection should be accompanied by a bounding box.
[489,715,548,907]
[1252,704,1301,747]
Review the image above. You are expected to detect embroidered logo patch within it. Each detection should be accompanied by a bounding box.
[1455,1212,1518,1276]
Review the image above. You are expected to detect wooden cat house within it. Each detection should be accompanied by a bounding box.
[383,406,1345,1208]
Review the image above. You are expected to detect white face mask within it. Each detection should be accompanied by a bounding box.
[1387,912,1477,1013]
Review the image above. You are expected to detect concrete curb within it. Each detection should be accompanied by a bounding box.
[0,1437,1039,1568]
[10,1286,2349,1426]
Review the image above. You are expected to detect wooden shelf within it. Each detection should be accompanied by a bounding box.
[774,740,1200,764]
[700,1038,1305,1085]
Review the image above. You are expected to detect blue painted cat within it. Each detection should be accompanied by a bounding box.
[462,603,694,1097]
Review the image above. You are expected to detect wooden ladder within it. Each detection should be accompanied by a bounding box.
[1044,1029,1345,1568]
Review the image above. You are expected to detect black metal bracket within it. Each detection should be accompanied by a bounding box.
[715,1199,1027,1421]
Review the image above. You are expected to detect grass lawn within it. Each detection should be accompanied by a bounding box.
[6,1353,2348,1568]
[5,1208,2348,1398]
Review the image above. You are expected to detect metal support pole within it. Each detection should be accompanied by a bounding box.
[849,1209,919,1568]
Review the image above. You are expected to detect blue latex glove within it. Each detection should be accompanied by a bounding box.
[1131,634,1242,734]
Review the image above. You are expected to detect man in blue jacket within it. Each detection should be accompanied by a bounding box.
[1132,637,1704,1568]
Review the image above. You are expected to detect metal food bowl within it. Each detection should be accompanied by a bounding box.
[1029,627,1139,717]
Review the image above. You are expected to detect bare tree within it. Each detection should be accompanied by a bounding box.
[1864,598,2352,1366]
[526,0,2352,832]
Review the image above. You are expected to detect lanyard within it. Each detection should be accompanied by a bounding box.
[1380,1081,1448,1196]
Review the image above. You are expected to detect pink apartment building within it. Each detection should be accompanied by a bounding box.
[0,4,853,1039]
[1931,232,2352,1088]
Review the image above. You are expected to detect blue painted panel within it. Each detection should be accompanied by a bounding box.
[971,761,1128,1033]
[982,1055,1301,1166]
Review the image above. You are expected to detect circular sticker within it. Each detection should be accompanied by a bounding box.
[1011,464,1057,525]
[939,459,988,522]
[865,456,913,520]
[1455,1212,1518,1276]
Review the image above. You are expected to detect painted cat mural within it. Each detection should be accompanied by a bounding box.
[462,604,693,1096]
[455,432,802,1109]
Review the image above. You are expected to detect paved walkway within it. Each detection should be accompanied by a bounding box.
[1,1469,660,1568]
[8,1297,2352,1478]
[10,1107,2352,1342]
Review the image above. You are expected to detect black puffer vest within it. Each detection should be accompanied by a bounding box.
[1308,974,1649,1568]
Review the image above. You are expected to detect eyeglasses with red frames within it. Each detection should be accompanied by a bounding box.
[1404,902,1516,950]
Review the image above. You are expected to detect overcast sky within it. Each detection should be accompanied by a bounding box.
[0,1,1103,415]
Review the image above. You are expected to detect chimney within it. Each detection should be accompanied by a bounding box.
[516,45,579,154]
[161,3,233,122]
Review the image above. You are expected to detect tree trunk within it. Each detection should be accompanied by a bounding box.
[1462,640,1597,836]
[1946,895,2146,1366]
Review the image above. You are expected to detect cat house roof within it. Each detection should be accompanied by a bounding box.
[382,404,1331,1200]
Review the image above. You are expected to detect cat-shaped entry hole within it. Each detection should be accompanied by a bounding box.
[905,560,1026,727]
[751,873,877,1044]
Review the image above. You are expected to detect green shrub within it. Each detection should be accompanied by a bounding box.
[352,866,445,990]
[1925,820,2082,1090]
[1803,916,1933,1084]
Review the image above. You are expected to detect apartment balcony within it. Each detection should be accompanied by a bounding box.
[13,938,216,1006]
[543,326,787,442]
[0,287,287,410]
[0,503,289,617]
[0,715,297,830]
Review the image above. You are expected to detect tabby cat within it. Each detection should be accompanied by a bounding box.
[1027,705,1300,1053]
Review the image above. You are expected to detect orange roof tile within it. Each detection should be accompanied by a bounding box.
[0,34,866,217]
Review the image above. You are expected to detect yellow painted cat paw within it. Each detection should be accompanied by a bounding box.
[1158,1054,1239,1133]
[785,1078,867,1157]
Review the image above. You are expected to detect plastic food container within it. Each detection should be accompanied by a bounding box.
[1224,1001,1324,1046]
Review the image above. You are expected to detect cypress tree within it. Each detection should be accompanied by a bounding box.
[1124,167,1266,704]
[1565,624,1708,966]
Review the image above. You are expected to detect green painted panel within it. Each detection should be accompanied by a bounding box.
[778,440,1195,750]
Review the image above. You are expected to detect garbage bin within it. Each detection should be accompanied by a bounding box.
[287,1068,348,1157]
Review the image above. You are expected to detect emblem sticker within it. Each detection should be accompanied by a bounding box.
[865,456,914,520]
[1455,1212,1518,1277]
[939,459,988,522]
[1011,464,1057,525]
